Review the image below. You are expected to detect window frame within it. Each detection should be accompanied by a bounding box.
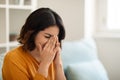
[93,0,120,38]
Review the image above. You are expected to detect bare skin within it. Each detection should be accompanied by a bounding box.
[29,25,66,80]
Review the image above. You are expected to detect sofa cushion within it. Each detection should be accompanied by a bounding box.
[61,38,98,69]
[66,60,109,80]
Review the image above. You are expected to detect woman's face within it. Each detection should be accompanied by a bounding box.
[34,25,59,49]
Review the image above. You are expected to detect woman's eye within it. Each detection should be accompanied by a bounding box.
[45,36,51,38]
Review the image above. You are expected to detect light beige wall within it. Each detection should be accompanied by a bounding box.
[37,0,84,41]
[95,0,120,80]
[95,38,120,80]
[0,8,6,43]
[10,10,30,35]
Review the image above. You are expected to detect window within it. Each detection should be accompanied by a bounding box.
[107,0,120,30]
[93,0,120,38]
[84,0,120,38]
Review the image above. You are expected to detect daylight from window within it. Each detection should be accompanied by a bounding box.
[107,0,120,30]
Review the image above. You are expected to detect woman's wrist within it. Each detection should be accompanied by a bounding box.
[54,57,62,68]
[54,63,66,80]
[37,62,49,78]
[54,63,63,70]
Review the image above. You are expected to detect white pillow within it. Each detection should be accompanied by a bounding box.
[66,60,109,80]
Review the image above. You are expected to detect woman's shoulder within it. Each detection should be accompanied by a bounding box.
[5,46,22,56]
[2,46,28,73]
[4,46,26,63]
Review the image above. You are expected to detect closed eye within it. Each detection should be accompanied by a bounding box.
[44,33,52,39]
[45,36,51,38]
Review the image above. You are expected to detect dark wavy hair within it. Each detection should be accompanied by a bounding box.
[17,8,65,51]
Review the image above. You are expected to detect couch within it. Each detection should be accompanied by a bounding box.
[61,38,109,80]
[0,38,109,80]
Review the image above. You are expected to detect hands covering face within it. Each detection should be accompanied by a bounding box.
[37,36,60,67]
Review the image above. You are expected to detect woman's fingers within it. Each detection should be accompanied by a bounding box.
[49,36,57,50]
[40,36,58,64]
[43,37,51,50]
[44,36,57,51]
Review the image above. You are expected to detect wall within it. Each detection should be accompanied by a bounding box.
[10,10,30,35]
[0,8,6,43]
[95,38,120,80]
[95,0,120,80]
[37,0,84,41]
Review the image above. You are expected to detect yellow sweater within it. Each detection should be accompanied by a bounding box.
[2,46,55,80]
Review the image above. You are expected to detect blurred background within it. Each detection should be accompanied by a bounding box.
[0,0,120,80]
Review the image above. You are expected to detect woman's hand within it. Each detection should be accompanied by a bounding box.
[53,42,62,67]
[37,36,58,77]
[53,40,66,80]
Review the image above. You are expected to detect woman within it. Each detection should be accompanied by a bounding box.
[2,8,66,80]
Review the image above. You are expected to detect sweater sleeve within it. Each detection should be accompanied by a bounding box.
[33,73,46,80]
[2,55,46,80]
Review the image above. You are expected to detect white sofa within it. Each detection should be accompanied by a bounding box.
[0,38,109,80]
